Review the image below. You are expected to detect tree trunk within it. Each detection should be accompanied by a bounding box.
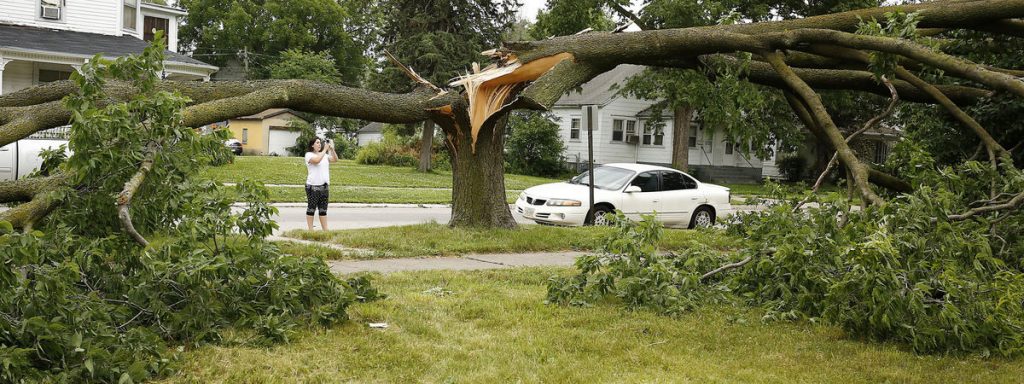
[443,115,517,229]
[418,120,435,172]
[672,106,692,171]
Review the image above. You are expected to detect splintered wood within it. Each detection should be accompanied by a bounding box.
[450,52,574,152]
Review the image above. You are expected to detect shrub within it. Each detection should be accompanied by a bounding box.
[354,132,418,167]
[505,111,567,177]
[775,154,807,182]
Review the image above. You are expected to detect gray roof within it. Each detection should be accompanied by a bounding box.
[0,23,214,68]
[554,64,646,106]
[358,122,383,134]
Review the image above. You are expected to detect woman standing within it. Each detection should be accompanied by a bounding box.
[304,136,337,230]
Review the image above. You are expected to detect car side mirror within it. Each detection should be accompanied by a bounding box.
[625,185,642,193]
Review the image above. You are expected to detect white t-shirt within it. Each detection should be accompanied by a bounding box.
[305,151,333,185]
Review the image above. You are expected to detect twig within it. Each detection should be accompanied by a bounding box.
[383,49,445,95]
[946,190,1024,221]
[700,256,753,282]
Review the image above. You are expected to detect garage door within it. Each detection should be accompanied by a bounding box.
[268,129,300,157]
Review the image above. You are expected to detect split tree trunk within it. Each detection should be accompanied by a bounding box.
[418,120,435,172]
[672,106,692,171]
[442,115,517,229]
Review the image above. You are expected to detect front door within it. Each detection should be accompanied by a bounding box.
[619,171,664,221]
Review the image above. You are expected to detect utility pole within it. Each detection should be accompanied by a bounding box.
[240,47,249,76]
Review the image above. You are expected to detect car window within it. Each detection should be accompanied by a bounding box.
[571,166,635,190]
[629,172,661,192]
[661,171,697,190]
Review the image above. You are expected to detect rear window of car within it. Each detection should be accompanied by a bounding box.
[661,171,697,190]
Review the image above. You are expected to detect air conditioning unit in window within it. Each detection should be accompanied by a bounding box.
[41,6,61,20]
[625,134,640,144]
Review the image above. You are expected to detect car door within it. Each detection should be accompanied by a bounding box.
[658,171,705,226]
[618,171,664,221]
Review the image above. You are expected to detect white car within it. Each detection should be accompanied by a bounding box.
[515,163,733,228]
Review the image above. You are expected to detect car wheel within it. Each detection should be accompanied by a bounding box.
[689,206,715,229]
[587,206,613,226]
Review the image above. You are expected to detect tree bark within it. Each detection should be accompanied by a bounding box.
[418,120,435,172]
[442,114,517,229]
[672,106,692,171]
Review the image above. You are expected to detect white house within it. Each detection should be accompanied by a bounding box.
[0,0,217,180]
[356,122,384,147]
[549,64,778,183]
[0,0,218,91]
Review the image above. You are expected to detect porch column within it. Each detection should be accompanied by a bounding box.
[0,58,10,95]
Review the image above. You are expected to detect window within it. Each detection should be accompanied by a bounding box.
[123,0,138,30]
[629,171,660,192]
[625,120,636,135]
[38,69,71,83]
[874,141,890,164]
[725,142,734,155]
[653,130,664,146]
[612,119,624,142]
[143,16,169,43]
[40,0,63,20]
[661,171,697,190]
[242,128,248,144]
[642,124,652,145]
[570,118,580,140]
[688,125,698,148]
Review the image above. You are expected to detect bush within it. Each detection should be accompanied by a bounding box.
[775,154,807,182]
[354,131,419,167]
[505,111,566,177]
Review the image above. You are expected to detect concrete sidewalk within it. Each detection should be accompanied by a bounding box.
[271,235,584,274]
[327,251,584,274]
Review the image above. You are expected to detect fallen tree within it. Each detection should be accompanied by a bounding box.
[2,0,1024,229]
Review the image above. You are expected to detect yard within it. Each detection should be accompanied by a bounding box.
[203,156,816,204]
[165,268,1024,383]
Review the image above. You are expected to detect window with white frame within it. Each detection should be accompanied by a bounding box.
[39,0,63,21]
[123,0,139,31]
[688,125,698,148]
[725,141,734,154]
[653,125,664,145]
[642,123,653,145]
[612,119,624,142]
[570,118,580,140]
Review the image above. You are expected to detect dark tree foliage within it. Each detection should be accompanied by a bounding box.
[505,111,567,177]
[177,0,367,82]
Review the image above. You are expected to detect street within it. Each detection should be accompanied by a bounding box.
[264,205,536,233]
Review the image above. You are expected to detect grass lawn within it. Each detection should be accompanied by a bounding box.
[202,156,561,190]
[166,268,1024,383]
[283,223,737,259]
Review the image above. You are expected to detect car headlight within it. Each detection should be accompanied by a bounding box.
[518,192,526,201]
[546,199,582,207]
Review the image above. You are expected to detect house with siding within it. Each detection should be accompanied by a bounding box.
[227,108,308,156]
[549,64,779,183]
[0,0,217,93]
[0,0,217,180]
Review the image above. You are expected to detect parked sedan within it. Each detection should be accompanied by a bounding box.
[225,139,243,155]
[515,163,732,228]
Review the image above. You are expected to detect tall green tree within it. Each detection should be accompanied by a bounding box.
[529,0,617,40]
[178,0,367,82]
[367,0,520,172]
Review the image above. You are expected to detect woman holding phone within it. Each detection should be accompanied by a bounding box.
[304,136,337,230]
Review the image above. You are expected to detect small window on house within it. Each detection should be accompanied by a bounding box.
[242,128,248,144]
[688,126,698,148]
[570,118,581,140]
[143,16,170,43]
[625,120,636,135]
[38,69,72,83]
[642,124,652,145]
[123,0,138,30]
[654,129,664,146]
[725,142,734,155]
[612,119,624,142]
[874,141,890,164]
[40,0,63,20]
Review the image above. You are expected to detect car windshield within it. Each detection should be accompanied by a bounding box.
[570,166,635,190]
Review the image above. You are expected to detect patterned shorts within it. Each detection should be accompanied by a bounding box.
[305,183,329,216]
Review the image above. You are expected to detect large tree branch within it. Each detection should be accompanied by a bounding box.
[116,143,157,247]
[765,50,884,206]
[947,190,1024,220]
